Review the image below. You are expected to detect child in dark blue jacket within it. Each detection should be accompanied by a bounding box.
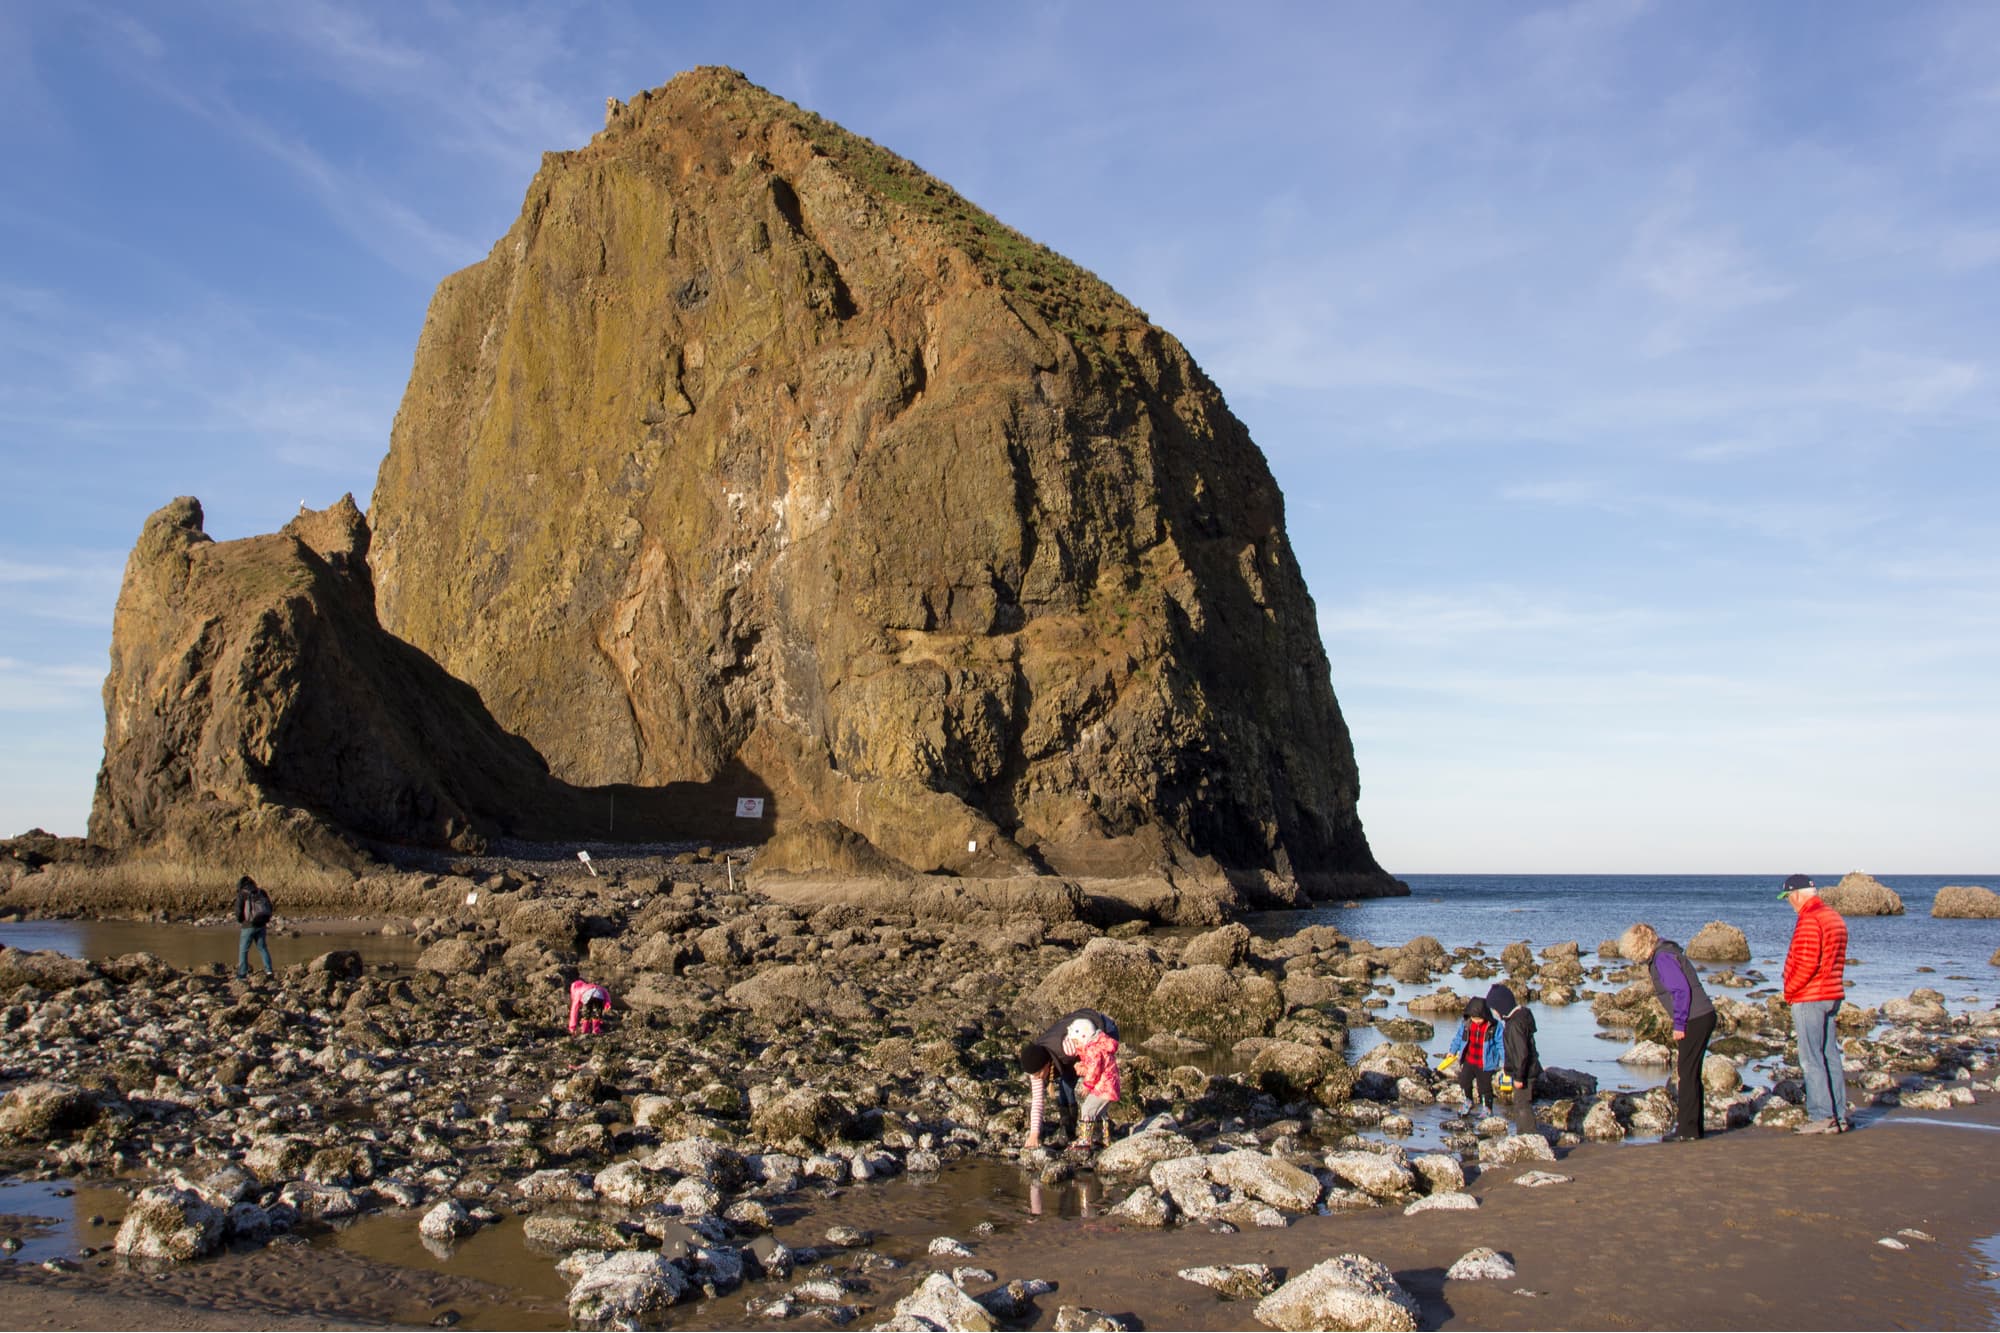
[1443,996,1505,1116]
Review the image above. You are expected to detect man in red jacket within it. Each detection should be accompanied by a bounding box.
[1780,874,1850,1134]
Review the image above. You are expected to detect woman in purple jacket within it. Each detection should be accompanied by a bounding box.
[1619,923,1716,1142]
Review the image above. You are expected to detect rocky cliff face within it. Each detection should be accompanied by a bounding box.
[368,68,1387,902]
[87,496,570,891]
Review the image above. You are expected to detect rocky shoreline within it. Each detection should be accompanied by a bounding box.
[0,855,1996,1329]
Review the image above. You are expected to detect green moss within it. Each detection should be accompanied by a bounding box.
[787,111,1136,366]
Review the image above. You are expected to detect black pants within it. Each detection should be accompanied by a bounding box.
[1507,1080,1536,1134]
[1674,1009,1717,1138]
[1456,1065,1494,1111]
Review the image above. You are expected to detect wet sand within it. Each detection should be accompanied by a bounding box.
[2,1098,1995,1331]
[957,1102,2000,1331]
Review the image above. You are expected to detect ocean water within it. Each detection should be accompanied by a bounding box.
[1272,872,1999,1010]
[1249,872,1999,1146]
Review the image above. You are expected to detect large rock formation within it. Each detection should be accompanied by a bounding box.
[83,496,566,894]
[76,68,1395,914]
[368,67,1388,903]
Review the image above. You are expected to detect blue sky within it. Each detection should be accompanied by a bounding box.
[3,2,1996,873]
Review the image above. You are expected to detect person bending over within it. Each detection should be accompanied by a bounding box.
[568,978,613,1036]
[1019,1008,1118,1149]
[1619,922,1715,1142]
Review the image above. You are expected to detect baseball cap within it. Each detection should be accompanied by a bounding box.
[1778,873,1815,898]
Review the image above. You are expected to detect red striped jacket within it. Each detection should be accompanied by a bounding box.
[1782,897,1847,1003]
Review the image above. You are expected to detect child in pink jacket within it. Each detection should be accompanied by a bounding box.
[568,979,612,1035]
[1069,1018,1121,1153]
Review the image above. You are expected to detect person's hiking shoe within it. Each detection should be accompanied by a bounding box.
[1795,1119,1841,1135]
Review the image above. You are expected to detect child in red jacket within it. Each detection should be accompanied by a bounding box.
[1069,1018,1121,1154]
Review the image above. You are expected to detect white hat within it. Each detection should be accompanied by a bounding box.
[1066,1018,1098,1045]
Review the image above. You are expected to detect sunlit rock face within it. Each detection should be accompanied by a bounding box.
[368,67,1387,900]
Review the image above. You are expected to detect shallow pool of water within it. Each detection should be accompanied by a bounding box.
[0,918,423,971]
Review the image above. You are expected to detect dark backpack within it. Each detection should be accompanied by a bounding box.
[245,887,273,927]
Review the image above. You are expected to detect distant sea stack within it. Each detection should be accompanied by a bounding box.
[80,67,1398,916]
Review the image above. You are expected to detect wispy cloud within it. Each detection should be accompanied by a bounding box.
[0,658,104,710]
[0,554,123,628]
[1320,589,1675,648]
[77,7,478,277]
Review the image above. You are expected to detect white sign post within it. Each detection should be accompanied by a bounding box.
[735,797,765,819]
[576,849,597,876]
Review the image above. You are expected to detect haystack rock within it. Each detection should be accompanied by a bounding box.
[84,68,1399,917]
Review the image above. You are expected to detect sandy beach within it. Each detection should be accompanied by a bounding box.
[1,1095,1994,1331]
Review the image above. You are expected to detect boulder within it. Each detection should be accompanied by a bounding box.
[504,901,583,949]
[1179,1264,1279,1299]
[1685,921,1750,963]
[749,1088,851,1147]
[1701,1054,1742,1099]
[1322,1150,1416,1200]
[416,936,485,975]
[647,1138,748,1189]
[1618,1041,1674,1065]
[1582,1100,1626,1141]
[1356,1042,1430,1080]
[1025,938,1163,1021]
[418,1200,474,1243]
[1108,1184,1173,1227]
[307,949,365,979]
[566,1251,689,1329]
[1410,1154,1465,1194]
[1881,991,1949,1025]
[1477,1134,1558,1165]
[1254,1254,1420,1332]
[0,949,99,993]
[1146,966,1283,1044]
[1094,1129,1198,1177]
[528,1215,635,1254]
[1446,1248,1517,1281]
[1403,1192,1479,1214]
[0,1081,101,1142]
[1535,1067,1598,1099]
[243,1135,315,1181]
[1247,1041,1337,1101]
[1180,923,1253,968]
[1932,885,2000,919]
[592,1161,668,1208]
[113,1185,226,1262]
[727,964,879,1023]
[1150,1156,1227,1221]
[891,1272,996,1332]
[1208,1150,1322,1212]
[1820,873,1904,916]
[1404,988,1465,1016]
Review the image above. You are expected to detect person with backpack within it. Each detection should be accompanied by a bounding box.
[1485,983,1543,1132]
[1619,922,1716,1142]
[233,874,275,979]
[1440,995,1504,1118]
